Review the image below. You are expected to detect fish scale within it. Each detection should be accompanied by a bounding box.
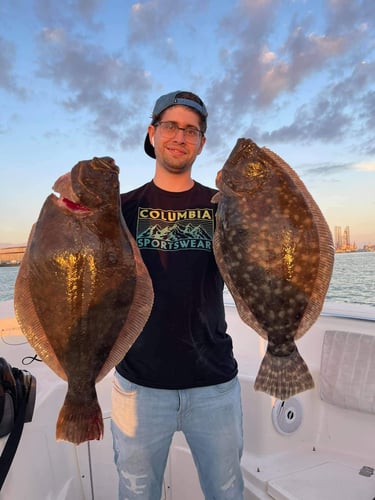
[213,139,334,400]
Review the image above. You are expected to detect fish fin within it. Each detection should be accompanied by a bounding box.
[254,347,314,399]
[96,225,154,381]
[211,192,221,203]
[14,228,67,381]
[56,389,103,444]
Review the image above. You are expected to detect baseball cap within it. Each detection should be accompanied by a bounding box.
[144,91,208,158]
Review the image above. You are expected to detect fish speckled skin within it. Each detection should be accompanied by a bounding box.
[14,157,153,444]
[213,139,334,400]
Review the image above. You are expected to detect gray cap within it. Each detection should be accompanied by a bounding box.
[144,90,208,158]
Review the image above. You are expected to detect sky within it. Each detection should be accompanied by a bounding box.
[0,0,374,248]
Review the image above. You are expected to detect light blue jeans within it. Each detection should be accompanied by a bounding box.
[111,372,244,500]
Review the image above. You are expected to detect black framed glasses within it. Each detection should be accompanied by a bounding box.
[154,121,203,144]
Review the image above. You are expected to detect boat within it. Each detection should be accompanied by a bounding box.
[0,298,374,499]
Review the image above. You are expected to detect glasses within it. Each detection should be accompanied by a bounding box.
[154,121,203,144]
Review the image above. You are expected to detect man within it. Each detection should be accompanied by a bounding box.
[111,91,244,499]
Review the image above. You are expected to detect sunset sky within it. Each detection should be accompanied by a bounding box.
[1,0,374,248]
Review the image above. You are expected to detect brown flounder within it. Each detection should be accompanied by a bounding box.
[213,139,334,400]
[14,157,153,444]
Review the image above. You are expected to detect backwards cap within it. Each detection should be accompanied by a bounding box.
[144,90,208,158]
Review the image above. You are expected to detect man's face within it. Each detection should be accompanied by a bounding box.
[148,105,206,175]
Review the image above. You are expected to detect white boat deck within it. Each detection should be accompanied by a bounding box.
[1,300,374,499]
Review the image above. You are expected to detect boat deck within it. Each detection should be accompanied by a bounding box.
[1,300,374,499]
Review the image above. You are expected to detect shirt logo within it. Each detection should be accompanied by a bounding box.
[136,208,214,252]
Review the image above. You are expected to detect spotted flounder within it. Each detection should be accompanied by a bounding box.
[14,157,153,444]
[213,139,334,400]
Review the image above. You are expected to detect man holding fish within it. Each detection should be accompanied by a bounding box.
[14,87,332,498]
[111,91,244,499]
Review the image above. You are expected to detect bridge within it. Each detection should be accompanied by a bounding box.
[0,246,26,265]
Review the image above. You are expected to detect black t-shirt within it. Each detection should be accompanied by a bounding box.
[116,180,238,389]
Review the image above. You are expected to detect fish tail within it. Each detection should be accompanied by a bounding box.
[254,347,314,400]
[56,393,104,444]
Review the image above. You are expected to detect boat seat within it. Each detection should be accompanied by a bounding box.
[319,330,375,414]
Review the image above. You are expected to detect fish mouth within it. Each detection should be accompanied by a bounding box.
[53,172,92,214]
[59,197,92,213]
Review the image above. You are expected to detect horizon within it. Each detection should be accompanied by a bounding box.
[1,220,373,251]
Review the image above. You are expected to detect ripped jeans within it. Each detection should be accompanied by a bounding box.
[111,372,244,500]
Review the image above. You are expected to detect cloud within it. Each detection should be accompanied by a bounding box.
[34,0,104,29]
[307,162,351,174]
[129,1,175,43]
[204,0,374,156]
[128,0,210,66]
[327,0,375,34]
[10,0,372,159]
[257,91,353,144]
[0,37,28,98]
[353,161,375,172]
[35,26,152,147]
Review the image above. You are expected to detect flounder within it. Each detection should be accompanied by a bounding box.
[14,157,153,444]
[213,139,334,400]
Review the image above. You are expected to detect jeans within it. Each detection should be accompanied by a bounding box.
[111,372,244,500]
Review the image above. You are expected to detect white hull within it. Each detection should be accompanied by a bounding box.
[1,300,374,500]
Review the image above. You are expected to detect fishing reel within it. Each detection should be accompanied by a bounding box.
[0,357,36,438]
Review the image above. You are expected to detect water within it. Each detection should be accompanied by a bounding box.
[1,253,375,306]
[0,266,20,302]
[325,252,375,306]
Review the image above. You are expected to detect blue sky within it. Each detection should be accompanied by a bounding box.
[0,0,374,247]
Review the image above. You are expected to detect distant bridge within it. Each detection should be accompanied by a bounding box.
[0,246,26,265]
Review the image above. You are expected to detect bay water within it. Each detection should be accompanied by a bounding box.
[1,252,374,306]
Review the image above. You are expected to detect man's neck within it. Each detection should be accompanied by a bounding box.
[153,170,194,192]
